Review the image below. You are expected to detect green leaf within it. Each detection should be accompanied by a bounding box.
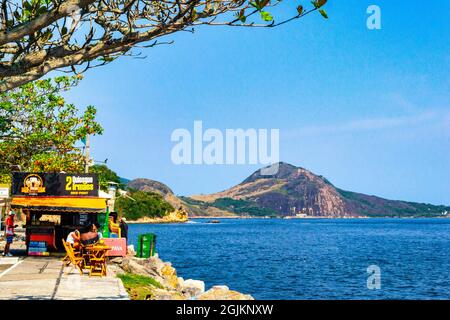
[37,6,47,15]
[312,0,327,9]
[319,9,328,19]
[191,9,198,21]
[99,56,114,62]
[24,1,33,12]
[317,0,327,8]
[251,0,267,11]
[260,11,273,22]
[13,11,22,21]
[250,2,259,10]
[236,9,246,23]
[41,29,53,42]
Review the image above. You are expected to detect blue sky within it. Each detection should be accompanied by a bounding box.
[64,0,450,205]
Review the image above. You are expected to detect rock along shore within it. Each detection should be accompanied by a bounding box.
[126,209,189,224]
[111,253,254,300]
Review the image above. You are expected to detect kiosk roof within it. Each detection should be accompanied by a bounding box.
[11,196,107,213]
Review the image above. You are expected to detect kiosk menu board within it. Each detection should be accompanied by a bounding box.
[12,172,99,197]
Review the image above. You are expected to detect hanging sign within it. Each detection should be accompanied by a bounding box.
[12,172,99,197]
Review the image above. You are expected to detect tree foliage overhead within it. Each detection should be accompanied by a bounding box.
[0,0,329,92]
[115,189,175,220]
[0,75,103,175]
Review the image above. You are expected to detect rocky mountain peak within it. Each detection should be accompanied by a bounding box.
[127,178,174,196]
[242,162,304,183]
[129,163,450,218]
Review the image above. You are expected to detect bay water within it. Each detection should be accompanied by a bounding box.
[128,218,450,299]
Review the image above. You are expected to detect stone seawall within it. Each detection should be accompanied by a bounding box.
[112,254,254,300]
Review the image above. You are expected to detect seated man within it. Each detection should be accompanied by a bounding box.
[108,215,121,238]
[66,229,81,250]
[80,223,103,246]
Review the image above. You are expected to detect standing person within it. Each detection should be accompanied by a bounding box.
[2,210,18,257]
[119,217,128,242]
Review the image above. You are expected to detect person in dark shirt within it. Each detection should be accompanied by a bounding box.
[119,217,128,243]
[80,223,102,246]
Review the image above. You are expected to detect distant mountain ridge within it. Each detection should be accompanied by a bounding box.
[125,162,450,218]
[119,177,131,185]
[128,178,174,195]
[127,178,189,213]
[186,162,450,218]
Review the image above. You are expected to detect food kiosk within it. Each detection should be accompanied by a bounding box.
[10,172,108,254]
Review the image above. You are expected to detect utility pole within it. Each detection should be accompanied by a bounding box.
[84,134,90,173]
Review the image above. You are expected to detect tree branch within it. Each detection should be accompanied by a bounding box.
[0,0,329,92]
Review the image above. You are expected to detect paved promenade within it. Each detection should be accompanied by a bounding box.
[0,256,129,300]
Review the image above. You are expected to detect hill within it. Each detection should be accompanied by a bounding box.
[186,162,450,218]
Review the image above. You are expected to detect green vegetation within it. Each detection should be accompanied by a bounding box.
[90,164,124,191]
[0,76,102,179]
[182,196,278,217]
[115,189,174,220]
[337,188,450,217]
[337,189,374,207]
[212,198,278,217]
[117,273,163,300]
[272,188,289,196]
[363,209,448,218]
[180,196,210,208]
[336,188,359,200]
[119,177,131,185]
[402,202,450,215]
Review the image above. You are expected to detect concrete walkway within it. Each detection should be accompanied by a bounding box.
[0,256,129,300]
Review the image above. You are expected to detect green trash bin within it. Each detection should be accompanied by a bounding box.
[137,233,157,258]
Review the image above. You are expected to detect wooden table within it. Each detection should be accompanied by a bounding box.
[83,244,110,277]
